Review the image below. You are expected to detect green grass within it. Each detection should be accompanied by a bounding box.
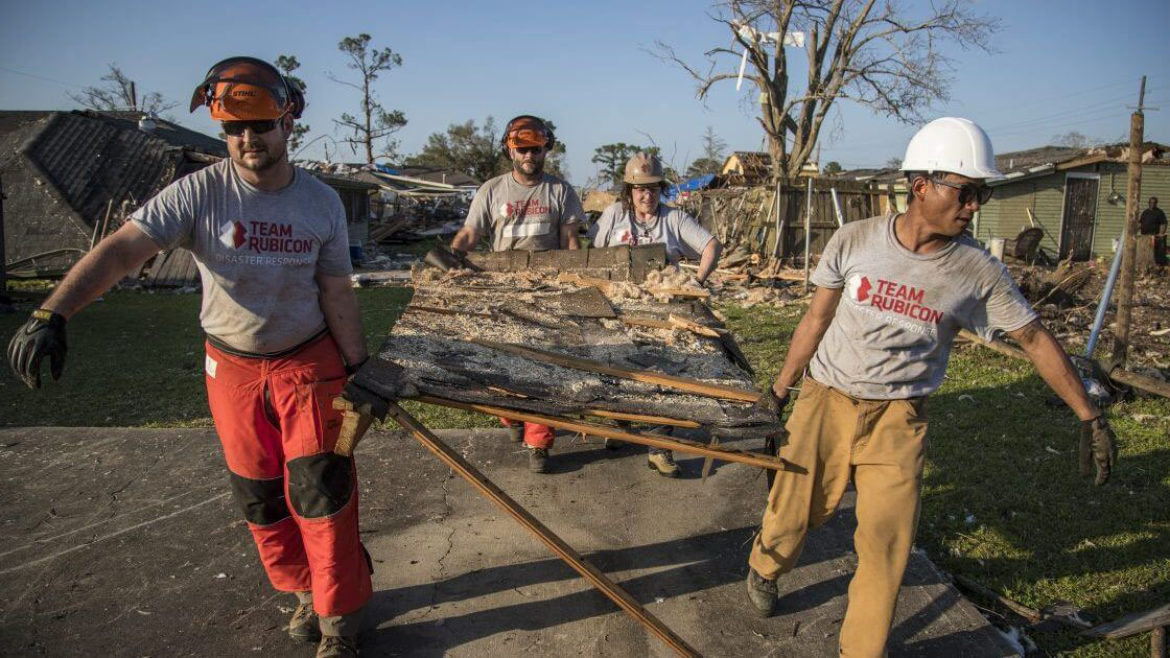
[3,287,1166,655]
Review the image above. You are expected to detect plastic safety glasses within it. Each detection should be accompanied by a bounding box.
[932,177,994,205]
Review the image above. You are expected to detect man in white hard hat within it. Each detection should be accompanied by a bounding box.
[743,117,1118,656]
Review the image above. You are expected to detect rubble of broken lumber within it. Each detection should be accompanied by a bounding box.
[354,246,776,433]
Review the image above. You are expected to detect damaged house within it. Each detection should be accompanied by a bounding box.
[976,142,1170,261]
[0,110,226,278]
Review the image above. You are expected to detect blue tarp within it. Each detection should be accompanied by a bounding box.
[664,173,716,200]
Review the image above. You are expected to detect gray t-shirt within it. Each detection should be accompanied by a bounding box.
[809,213,1037,399]
[588,202,714,264]
[131,159,352,354]
[464,172,585,252]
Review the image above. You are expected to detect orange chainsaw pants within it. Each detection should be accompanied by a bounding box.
[204,334,372,617]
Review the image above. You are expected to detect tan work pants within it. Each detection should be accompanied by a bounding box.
[749,377,927,658]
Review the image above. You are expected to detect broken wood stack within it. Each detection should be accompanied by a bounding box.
[353,244,778,436]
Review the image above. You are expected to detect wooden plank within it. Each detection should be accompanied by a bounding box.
[583,409,701,428]
[407,304,494,319]
[668,314,721,338]
[1084,603,1170,639]
[384,401,701,658]
[649,287,711,299]
[417,395,791,471]
[469,339,761,403]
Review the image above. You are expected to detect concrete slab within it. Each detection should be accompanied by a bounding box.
[0,427,1016,657]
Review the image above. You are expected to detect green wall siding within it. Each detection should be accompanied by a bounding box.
[978,163,1170,259]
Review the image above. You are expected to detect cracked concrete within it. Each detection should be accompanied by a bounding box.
[0,426,1016,657]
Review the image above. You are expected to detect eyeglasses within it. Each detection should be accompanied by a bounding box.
[932,177,993,205]
[513,145,544,155]
[222,119,279,137]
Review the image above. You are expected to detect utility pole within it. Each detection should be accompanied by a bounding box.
[1111,76,1146,366]
[0,174,9,305]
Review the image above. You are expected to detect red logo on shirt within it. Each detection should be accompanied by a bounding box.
[847,274,943,324]
[219,221,247,249]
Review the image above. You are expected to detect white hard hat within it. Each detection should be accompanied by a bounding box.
[900,117,1002,180]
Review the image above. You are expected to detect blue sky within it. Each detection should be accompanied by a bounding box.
[2,0,1167,186]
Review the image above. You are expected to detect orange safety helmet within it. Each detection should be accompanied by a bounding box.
[189,56,293,121]
[501,115,554,150]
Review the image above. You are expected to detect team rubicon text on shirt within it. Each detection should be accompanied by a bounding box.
[847,273,944,325]
[498,200,550,219]
[217,220,315,265]
[219,220,314,253]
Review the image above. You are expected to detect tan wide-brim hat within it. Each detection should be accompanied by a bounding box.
[623,151,664,185]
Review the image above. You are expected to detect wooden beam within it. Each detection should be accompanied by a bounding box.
[582,409,702,429]
[1084,603,1170,639]
[469,339,761,403]
[958,329,1170,400]
[416,394,793,472]
[385,401,702,658]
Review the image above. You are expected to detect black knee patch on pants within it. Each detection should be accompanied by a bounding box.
[287,453,354,519]
[229,473,290,526]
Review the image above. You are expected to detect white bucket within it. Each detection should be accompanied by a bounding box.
[989,238,1006,261]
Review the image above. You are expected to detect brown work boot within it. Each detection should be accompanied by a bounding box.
[288,601,321,643]
[507,424,523,443]
[647,451,680,478]
[746,568,778,617]
[528,446,549,473]
[316,634,359,658]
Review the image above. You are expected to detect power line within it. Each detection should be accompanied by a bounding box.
[0,66,77,89]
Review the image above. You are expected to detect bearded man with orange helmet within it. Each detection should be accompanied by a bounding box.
[451,115,586,474]
[742,118,1118,657]
[7,56,371,658]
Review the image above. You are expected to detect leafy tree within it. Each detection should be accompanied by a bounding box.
[330,34,407,163]
[656,0,999,182]
[592,142,657,188]
[406,117,507,181]
[885,156,903,169]
[541,119,570,180]
[685,157,722,178]
[823,160,843,175]
[68,64,176,115]
[274,54,310,153]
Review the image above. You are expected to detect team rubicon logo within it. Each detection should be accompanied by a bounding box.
[846,273,943,324]
[498,199,550,219]
[219,221,247,249]
[219,220,313,253]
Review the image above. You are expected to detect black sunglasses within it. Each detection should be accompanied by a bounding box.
[222,119,280,137]
[932,177,993,205]
[513,145,544,155]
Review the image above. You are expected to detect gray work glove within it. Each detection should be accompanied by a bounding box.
[1079,416,1118,486]
[7,309,67,389]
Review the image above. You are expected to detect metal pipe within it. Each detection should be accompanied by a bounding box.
[830,187,844,227]
[385,401,702,657]
[1085,229,1126,357]
[803,177,812,290]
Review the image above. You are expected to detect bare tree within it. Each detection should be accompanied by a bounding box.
[655,1,999,182]
[68,64,176,115]
[274,55,310,153]
[329,34,407,164]
[1052,131,1098,149]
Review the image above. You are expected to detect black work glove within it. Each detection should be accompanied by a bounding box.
[7,309,67,389]
[1079,416,1118,486]
[753,385,790,420]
